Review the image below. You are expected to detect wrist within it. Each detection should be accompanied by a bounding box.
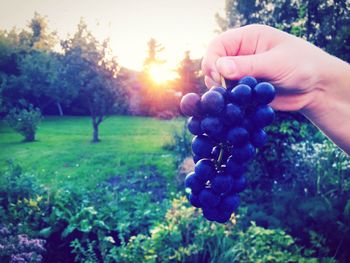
[300,55,350,153]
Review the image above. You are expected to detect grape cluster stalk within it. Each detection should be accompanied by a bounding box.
[180,76,276,223]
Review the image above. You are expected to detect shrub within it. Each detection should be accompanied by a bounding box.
[5,104,42,142]
[163,120,192,165]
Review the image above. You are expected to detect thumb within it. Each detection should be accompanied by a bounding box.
[216,52,273,81]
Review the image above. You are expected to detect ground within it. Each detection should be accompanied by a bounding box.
[0,116,183,191]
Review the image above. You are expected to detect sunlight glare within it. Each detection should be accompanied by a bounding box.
[148,63,176,84]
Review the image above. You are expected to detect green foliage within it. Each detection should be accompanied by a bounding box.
[62,20,128,142]
[109,196,235,263]
[226,222,322,263]
[163,119,192,165]
[5,104,42,141]
[217,0,350,62]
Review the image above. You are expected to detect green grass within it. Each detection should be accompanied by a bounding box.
[0,116,183,190]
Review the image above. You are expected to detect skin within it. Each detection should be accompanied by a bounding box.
[201,24,350,155]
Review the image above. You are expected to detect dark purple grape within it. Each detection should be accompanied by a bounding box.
[192,135,214,158]
[201,117,223,137]
[184,172,204,194]
[226,156,246,178]
[201,91,225,115]
[199,189,220,208]
[251,105,275,128]
[254,82,276,104]
[232,143,256,162]
[229,84,252,105]
[224,103,243,126]
[189,194,202,208]
[218,194,240,214]
[214,211,232,223]
[180,93,201,117]
[211,173,233,194]
[250,129,268,148]
[187,117,203,135]
[193,155,201,164]
[227,127,249,147]
[202,207,219,221]
[231,176,247,193]
[210,86,227,98]
[238,76,257,88]
[195,159,216,182]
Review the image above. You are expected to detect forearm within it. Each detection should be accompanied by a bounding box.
[302,55,350,154]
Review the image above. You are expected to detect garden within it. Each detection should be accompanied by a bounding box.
[1,1,350,262]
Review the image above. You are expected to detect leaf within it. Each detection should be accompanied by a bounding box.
[79,219,92,232]
[39,226,53,238]
[61,224,76,238]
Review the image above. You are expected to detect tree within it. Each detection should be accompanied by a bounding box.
[175,51,201,95]
[216,0,350,62]
[62,20,127,142]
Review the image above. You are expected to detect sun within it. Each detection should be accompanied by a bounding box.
[148,63,176,84]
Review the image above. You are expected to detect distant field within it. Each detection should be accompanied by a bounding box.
[0,116,183,190]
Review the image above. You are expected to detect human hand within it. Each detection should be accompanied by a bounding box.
[201,24,350,154]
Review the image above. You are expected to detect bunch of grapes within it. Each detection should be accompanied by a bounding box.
[180,76,276,223]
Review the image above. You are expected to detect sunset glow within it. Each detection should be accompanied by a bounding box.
[148,63,177,84]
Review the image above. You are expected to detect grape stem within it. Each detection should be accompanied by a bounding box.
[217,144,224,166]
[220,75,227,89]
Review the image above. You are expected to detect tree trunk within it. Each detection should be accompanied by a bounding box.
[24,132,35,142]
[56,102,64,116]
[92,123,100,143]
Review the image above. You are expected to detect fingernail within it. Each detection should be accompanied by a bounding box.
[210,70,221,83]
[217,58,237,76]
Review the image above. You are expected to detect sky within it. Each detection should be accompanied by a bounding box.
[0,0,225,73]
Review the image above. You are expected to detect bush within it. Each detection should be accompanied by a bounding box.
[163,120,192,166]
[5,104,42,142]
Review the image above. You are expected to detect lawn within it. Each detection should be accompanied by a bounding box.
[0,115,183,190]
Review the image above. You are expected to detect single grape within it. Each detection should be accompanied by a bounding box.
[211,173,233,194]
[238,76,257,88]
[210,86,227,98]
[201,91,225,115]
[192,135,215,158]
[224,103,243,126]
[226,156,246,178]
[184,172,204,194]
[253,82,276,104]
[187,117,203,135]
[227,127,249,147]
[250,129,268,148]
[188,193,202,208]
[231,175,247,193]
[218,194,240,214]
[251,105,275,127]
[214,211,232,223]
[201,117,223,137]
[202,207,220,221]
[232,143,256,162]
[193,155,201,164]
[199,189,221,208]
[229,84,252,105]
[180,93,201,117]
[195,159,216,182]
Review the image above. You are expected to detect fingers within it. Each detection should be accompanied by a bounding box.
[215,52,274,81]
[201,24,284,88]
